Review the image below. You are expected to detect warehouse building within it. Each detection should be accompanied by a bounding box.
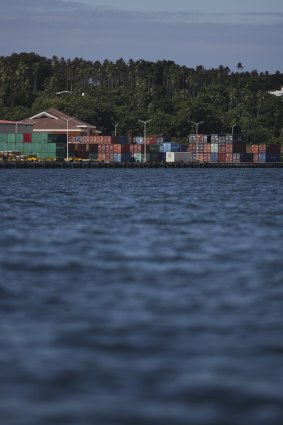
[26,108,100,136]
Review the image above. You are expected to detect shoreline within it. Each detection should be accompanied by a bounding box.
[0,161,282,169]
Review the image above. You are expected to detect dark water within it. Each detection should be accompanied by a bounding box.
[1,168,283,425]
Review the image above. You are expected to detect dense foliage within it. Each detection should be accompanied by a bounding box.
[0,52,282,143]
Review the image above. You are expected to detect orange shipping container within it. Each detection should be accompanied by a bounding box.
[225,144,233,153]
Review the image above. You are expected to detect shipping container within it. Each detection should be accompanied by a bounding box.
[48,134,67,143]
[218,153,226,162]
[197,144,204,153]
[89,153,98,160]
[225,144,233,153]
[32,133,48,143]
[203,144,211,153]
[166,152,193,163]
[225,134,233,143]
[218,145,226,153]
[159,143,179,152]
[134,137,144,145]
[23,133,32,143]
[266,144,281,154]
[240,153,253,162]
[233,153,241,163]
[211,134,219,143]
[210,143,218,153]
[210,152,218,162]
[266,153,280,162]
[133,153,143,162]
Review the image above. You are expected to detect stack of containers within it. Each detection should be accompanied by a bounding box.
[258,144,266,163]
[210,141,218,162]
[88,144,99,161]
[251,144,280,163]
[218,137,226,163]
[252,144,259,162]
[31,133,57,159]
[130,144,144,162]
[232,140,246,163]
[113,144,131,162]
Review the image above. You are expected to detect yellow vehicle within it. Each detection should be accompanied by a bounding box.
[64,157,82,162]
[26,156,38,162]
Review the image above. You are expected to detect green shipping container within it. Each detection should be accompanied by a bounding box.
[7,134,16,143]
[22,144,33,154]
[32,133,48,143]
[15,134,23,143]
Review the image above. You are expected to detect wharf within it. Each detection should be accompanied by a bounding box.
[0,161,282,169]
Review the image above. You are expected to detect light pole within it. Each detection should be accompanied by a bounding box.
[112,123,118,136]
[15,121,21,134]
[190,120,204,162]
[232,123,237,138]
[139,119,152,163]
[61,116,74,161]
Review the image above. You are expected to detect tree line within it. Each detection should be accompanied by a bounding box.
[0,52,282,144]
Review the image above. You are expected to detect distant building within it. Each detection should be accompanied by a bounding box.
[268,87,283,97]
[23,108,100,136]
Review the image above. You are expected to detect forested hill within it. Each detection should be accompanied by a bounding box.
[0,52,282,143]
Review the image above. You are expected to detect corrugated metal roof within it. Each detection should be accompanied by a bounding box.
[27,108,99,133]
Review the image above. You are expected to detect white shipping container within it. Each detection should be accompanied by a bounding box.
[166,152,193,163]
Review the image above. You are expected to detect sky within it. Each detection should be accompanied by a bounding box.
[0,0,282,73]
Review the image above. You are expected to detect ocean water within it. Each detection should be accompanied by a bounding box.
[0,168,283,425]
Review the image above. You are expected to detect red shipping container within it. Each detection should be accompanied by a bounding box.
[147,137,157,144]
[266,144,280,154]
[253,154,259,163]
[23,133,32,143]
[225,153,233,162]
[203,144,211,153]
[225,144,233,153]
[218,153,226,162]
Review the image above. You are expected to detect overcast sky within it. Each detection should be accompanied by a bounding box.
[1,0,282,72]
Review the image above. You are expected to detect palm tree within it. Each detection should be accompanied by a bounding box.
[237,62,243,72]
